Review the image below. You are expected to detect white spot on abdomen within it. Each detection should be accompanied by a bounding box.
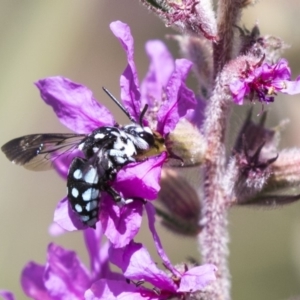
[81,215,90,222]
[75,204,83,212]
[86,200,98,211]
[71,188,79,198]
[82,188,99,201]
[84,167,98,184]
[73,169,82,179]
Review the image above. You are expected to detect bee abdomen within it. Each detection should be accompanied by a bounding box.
[67,157,101,228]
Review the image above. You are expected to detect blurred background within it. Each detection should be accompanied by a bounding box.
[0,1,300,299]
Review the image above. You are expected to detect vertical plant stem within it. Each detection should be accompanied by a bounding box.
[213,0,243,76]
[199,1,244,299]
[199,81,231,300]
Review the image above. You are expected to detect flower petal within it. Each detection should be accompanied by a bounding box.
[83,222,113,281]
[157,59,196,135]
[53,197,87,231]
[0,291,15,300]
[110,21,141,121]
[141,40,174,108]
[145,203,180,277]
[101,196,143,248]
[281,79,300,95]
[110,242,177,292]
[21,262,50,300]
[83,222,106,279]
[36,76,114,134]
[44,243,90,298]
[85,279,154,300]
[185,97,206,128]
[229,80,249,105]
[114,153,167,200]
[48,222,66,237]
[178,264,217,292]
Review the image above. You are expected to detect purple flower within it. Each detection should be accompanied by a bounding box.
[230,58,300,105]
[21,224,119,300]
[85,203,217,299]
[37,20,195,247]
[110,21,196,136]
[0,291,15,300]
[20,206,216,300]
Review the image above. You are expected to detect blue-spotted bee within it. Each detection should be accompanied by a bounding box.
[1,88,166,228]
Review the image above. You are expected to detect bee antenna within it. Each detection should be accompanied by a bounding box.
[102,87,136,123]
[139,104,148,127]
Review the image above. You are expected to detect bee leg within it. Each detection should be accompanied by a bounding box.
[105,185,133,205]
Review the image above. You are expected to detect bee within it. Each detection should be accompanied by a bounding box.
[1,88,166,228]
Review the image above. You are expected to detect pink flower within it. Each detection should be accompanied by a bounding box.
[21,224,119,300]
[230,58,300,105]
[18,204,216,300]
[38,20,196,248]
[0,291,15,300]
[86,204,217,299]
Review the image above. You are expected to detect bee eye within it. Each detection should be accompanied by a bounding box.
[139,131,154,145]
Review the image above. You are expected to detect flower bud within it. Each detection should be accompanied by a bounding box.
[233,110,283,203]
[155,168,201,236]
[233,111,300,207]
[166,118,207,167]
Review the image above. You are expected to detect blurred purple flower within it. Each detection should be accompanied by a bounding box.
[21,224,119,300]
[36,20,195,247]
[230,58,300,105]
[0,291,15,300]
[86,203,217,299]
[19,204,216,300]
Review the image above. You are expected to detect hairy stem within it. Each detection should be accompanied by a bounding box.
[199,78,231,300]
[213,0,244,76]
[198,1,245,298]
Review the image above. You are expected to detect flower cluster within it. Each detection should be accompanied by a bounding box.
[1,20,216,300]
[230,58,300,105]
[4,1,300,299]
[3,204,215,300]
[37,20,197,249]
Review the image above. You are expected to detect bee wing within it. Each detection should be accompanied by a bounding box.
[1,133,85,171]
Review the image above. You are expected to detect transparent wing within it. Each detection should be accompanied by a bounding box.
[1,133,86,171]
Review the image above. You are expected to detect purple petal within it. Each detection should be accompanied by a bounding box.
[101,196,143,248]
[48,222,66,237]
[178,264,217,292]
[141,40,174,108]
[114,153,167,200]
[44,243,91,298]
[21,262,50,300]
[110,21,141,121]
[229,80,249,105]
[54,197,87,231]
[110,242,177,292]
[271,59,291,80]
[157,59,196,135]
[85,279,155,300]
[83,222,104,279]
[281,79,300,95]
[186,97,206,128]
[36,77,114,134]
[0,291,15,300]
[145,203,180,277]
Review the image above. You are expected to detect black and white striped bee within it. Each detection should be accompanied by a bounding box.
[1,88,166,228]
